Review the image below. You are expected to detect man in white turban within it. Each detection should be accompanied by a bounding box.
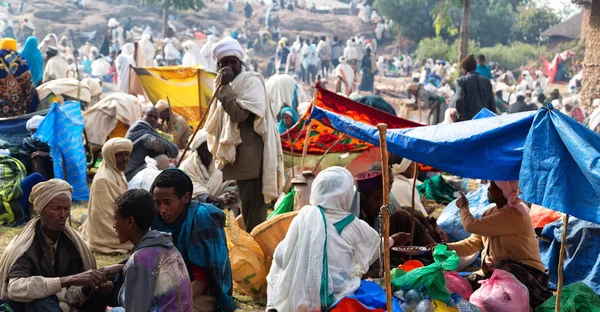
[155,99,193,149]
[204,36,284,233]
[0,179,121,312]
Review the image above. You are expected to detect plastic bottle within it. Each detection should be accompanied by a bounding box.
[451,293,482,312]
[403,286,425,304]
[414,296,435,312]
[393,286,409,300]
[400,300,416,312]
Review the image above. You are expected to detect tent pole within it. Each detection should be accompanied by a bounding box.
[176,82,222,168]
[287,132,294,173]
[555,214,569,312]
[196,68,202,117]
[300,88,318,171]
[313,135,343,171]
[409,162,418,247]
[376,123,393,312]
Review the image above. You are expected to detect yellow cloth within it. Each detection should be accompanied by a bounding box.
[108,120,129,139]
[80,138,133,254]
[0,180,96,303]
[0,38,17,51]
[447,205,545,272]
[133,66,216,128]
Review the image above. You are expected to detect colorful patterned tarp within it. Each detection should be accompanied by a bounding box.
[133,66,217,127]
[281,85,423,155]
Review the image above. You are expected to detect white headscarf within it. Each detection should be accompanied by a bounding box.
[212,36,245,63]
[26,115,45,132]
[163,39,180,61]
[267,166,380,312]
[116,43,135,93]
[200,35,219,72]
[182,40,207,67]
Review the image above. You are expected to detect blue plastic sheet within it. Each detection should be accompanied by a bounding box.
[331,280,402,311]
[0,110,48,146]
[539,217,600,295]
[35,101,89,201]
[310,106,536,180]
[520,108,600,224]
[437,185,491,242]
[472,108,497,119]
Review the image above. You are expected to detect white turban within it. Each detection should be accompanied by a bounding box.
[30,179,73,214]
[211,36,245,63]
[155,99,170,112]
[108,18,119,28]
[190,129,209,150]
[26,115,45,132]
[392,158,413,175]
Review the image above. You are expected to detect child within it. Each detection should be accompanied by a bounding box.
[112,189,192,311]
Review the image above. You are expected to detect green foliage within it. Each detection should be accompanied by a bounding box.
[478,42,546,71]
[374,0,437,43]
[139,0,206,11]
[512,5,561,44]
[414,37,450,63]
[446,39,478,63]
[469,2,516,46]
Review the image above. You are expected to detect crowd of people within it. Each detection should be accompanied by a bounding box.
[0,1,596,312]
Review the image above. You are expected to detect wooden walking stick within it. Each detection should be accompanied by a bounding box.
[409,162,418,246]
[555,214,569,312]
[176,81,222,168]
[377,123,393,312]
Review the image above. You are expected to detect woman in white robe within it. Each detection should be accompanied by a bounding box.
[115,43,135,94]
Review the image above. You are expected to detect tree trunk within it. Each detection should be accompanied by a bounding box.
[457,0,472,64]
[162,6,169,39]
[582,3,591,40]
[581,0,600,111]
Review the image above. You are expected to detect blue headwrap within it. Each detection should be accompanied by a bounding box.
[19,36,44,86]
[278,106,299,134]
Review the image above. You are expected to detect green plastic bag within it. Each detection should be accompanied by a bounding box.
[268,188,295,219]
[391,244,460,302]
[536,282,600,312]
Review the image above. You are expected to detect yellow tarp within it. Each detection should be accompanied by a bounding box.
[133,66,217,127]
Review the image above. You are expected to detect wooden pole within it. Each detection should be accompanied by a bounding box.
[176,81,222,168]
[313,135,343,171]
[376,123,392,312]
[555,214,569,312]
[196,68,203,117]
[299,119,312,171]
[409,162,418,246]
[416,85,423,123]
[166,95,174,134]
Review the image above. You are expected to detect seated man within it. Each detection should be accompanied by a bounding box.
[80,138,133,254]
[124,106,179,181]
[0,179,119,312]
[155,99,193,149]
[355,169,436,266]
[440,181,552,309]
[151,170,237,312]
[18,115,52,179]
[180,129,238,210]
[111,189,192,311]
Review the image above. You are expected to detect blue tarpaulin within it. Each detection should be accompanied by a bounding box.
[35,101,89,201]
[539,217,600,295]
[311,106,536,180]
[311,106,600,224]
[520,109,600,224]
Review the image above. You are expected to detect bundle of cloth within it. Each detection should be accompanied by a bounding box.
[82,93,146,146]
[36,78,102,109]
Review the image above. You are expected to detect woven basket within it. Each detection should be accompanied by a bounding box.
[250,211,299,269]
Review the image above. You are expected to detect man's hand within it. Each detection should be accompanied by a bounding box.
[95,281,114,296]
[99,264,124,280]
[60,270,104,288]
[220,66,235,85]
[390,232,411,247]
[206,196,225,208]
[456,191,469,210]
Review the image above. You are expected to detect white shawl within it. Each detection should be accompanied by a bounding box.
[266,167,380,312]
[205,71,284,203]
[116,43,135,94]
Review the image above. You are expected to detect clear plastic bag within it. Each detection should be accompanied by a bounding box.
[469,269,529,312]
[128,157,161,191]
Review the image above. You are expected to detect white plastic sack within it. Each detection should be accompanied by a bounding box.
[128,157,161,191]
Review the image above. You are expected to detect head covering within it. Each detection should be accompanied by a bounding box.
[310,166,355,213]
[407,82,421,94]
[0,38,17,51]
[355,170,383,193]
[101,138,133,173]
[392,158,413,175]
[460,54,476,72]
[277,107,299,134]
[494,180,528,216]
[47,46,59,57]
[190,128,209,150]
[108,18,119,28]
[26,115,44,132]
[30,179,73,214]
[516,90,527,98]
[212,36,244,63]
[20,36,43,85]
[155,99,170,112]
[339,56,347,64]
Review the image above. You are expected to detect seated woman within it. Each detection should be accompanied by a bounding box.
[267,167,408,312]
[277,106,299,134]
[443,181,551,308]
[180,129,238,210]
